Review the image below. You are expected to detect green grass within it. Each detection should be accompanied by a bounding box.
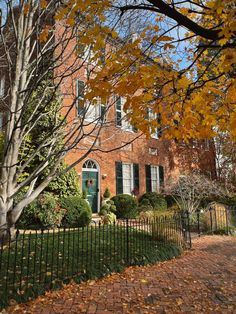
[0,225,182,309]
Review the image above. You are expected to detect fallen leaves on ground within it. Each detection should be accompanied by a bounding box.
[5,236,236,314]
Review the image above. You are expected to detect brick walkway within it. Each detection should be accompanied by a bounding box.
[6,236,236,314]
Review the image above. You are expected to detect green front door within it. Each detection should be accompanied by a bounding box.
[82,171,99,213]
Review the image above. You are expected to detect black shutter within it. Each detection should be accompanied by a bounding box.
[145,165,152,192]
[159,165,164,188]
[115,161,123,195]
[133,164,139,193]
[116,97,122,127]
[157,113,162,138]
[100,104,106,122]
[76,80,85,115]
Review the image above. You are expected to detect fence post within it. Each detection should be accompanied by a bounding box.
[126,218,129,265]
[180,212,186,244]
[196,208,201,237]
[186,211,192,249]
[225,207,229,235]
[209,207,213,234]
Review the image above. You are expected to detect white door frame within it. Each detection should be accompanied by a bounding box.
[82,159,100,213]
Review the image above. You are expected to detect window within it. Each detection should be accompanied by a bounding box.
[150,165,159,192]
[146,165,164,192]
[76,36,105,66]
[76,80,106,122]
[82,45,95,62]
[123,163,133,194]
[149,147,158,155]
[115,97,137,132]
[148,109,161,139]
[0,76,5,97]
[82,160,98,170]
[115,162,139,195]
[76,80,85,115]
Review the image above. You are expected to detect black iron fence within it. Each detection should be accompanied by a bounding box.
[0,215,186,309]
[188,205,236,238]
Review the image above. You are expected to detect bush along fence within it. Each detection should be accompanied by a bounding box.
[0,215,186,309]
[188,205,236,237]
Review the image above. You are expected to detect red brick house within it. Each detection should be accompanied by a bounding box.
[0,10,216,214]
[58,42,216,213]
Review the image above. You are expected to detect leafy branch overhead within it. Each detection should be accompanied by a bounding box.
[57,0,236,141]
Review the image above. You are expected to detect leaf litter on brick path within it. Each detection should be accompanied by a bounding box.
[5,236,236,314]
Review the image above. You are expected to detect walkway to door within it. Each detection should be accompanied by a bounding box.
[7,236,236,313]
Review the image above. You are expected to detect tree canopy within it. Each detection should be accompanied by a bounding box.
[55,0,236,141]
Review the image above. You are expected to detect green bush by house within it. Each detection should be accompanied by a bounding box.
[60,196,92,227]
[17,192,65,229]
[139,192,167,211]
[111,194,138,218]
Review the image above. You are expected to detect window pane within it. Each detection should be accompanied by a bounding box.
[123,163,132,194]
[151,165,159,193]
[76,80,85,115]
[116,97,122,111]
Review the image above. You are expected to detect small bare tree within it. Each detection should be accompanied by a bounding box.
[165,174,224,214]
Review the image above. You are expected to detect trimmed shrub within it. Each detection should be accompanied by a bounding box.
[60,196,92,227]
[99,199,117,224]
[101,212,117,224]
[17,192,65,229]
[111,194,138,219]
[103,187,111,199]
[101,199,116,212]
[139,192,167,211]
[137,198,153,213]
[82,190,87,199]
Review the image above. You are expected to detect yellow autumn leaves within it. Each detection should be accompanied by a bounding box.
[33,0,236,141]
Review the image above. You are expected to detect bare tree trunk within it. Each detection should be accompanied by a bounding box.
[0,198,15,242]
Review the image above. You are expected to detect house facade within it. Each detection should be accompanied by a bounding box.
[0,11,217,214]
[60,43,216,213]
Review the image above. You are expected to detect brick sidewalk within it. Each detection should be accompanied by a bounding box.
[6,236,236,314]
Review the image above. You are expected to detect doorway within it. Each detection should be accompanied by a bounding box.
[82,159,100,213]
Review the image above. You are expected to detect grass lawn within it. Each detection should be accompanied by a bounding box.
[0,224,182,309]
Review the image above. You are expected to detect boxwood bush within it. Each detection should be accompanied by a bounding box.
[60,196,92,227]
[111,194,138,219]
[139,192,167,211]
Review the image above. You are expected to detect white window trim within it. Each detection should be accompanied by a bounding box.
[148,109,159,139]
[76,79,106,123]
[116,96,134,132]
[150,165,160,193]
[83,98,106,123]
[122,163,134,195]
